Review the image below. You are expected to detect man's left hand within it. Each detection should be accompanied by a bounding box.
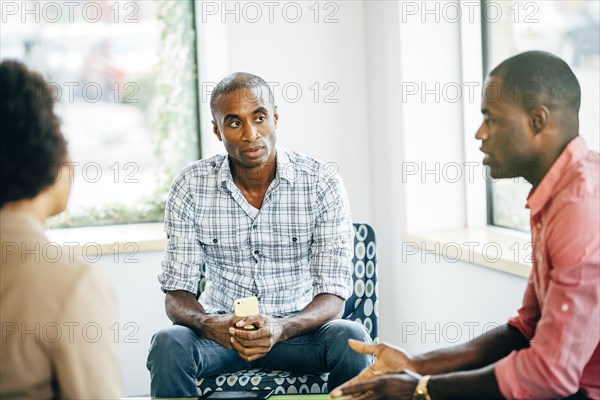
[229,314,285,362]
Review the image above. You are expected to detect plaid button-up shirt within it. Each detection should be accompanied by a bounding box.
[159,146,354,317]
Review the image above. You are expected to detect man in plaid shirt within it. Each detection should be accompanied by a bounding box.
[147,72,372,397]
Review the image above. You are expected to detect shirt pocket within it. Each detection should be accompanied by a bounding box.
[267,223,313,262]
[198,227,245,266]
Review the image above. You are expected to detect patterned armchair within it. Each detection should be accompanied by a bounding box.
[196,223,378,396]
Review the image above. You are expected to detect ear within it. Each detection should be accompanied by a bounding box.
[530,106,549,134]
[212,120,222,141]
[273,106,279,128]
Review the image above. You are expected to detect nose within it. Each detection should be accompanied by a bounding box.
[475,122,487,141]
[241,123,260,142]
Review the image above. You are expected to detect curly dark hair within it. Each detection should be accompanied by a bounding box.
[0,60,68,208]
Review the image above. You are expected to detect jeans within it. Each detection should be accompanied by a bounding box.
[146,319,373,398]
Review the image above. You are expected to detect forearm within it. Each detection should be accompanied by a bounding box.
[413,324,528,375]
[428,364,504,400]
[165,290,210,336]
[279,293,344,341]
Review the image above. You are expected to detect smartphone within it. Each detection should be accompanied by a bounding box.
[202,389,273,400]
[233,296,259,330]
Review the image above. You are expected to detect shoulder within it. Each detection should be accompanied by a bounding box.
[278,147,343,184]
[50,256,113,297]
[178,153,227,181]
[545,151,599,259]
[572,150,600,196]
[553,150,599,207]
[9,247,113,315]
[169,153,227,196]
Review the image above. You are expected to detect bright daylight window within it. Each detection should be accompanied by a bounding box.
[483,0,599,231]
[0,0,200,228]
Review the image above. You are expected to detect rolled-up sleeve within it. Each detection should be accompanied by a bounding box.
[495,199,600,399]
[506,273,541,341]
[310,172,354,300]
[158,172,203,294]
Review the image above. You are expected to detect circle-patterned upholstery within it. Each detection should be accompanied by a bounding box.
[344,224,378,343]
[196,223,378,396]
[197,370,329,396]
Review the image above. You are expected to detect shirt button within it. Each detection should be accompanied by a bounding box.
[252,225,257,229]
[254,250,260,255]
[536,222,542,230]
[213,238,218,243]
[561,303,569,312]
[292,237,297,242]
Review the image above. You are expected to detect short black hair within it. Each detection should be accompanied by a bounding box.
[0,60,68,208]
[210,72,274,117]
[489,51,581,113]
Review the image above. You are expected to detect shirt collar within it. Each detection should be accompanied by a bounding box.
[275,146,296,185]
[217,154,232,189]
[527,136,589,216]
[216,146,296,190]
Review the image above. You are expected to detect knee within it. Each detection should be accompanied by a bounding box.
[324,320,373,384]
[327,319,372,344]
[323,319,373,365]
[147,326,200,392]
[148,325,196,364]
[152,325,192,347]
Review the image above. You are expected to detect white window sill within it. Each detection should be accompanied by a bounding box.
[46,224,532,278]
[46,223,166,255]
[403,226,532,278]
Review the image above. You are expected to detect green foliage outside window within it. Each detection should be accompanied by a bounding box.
[48,0,199,229]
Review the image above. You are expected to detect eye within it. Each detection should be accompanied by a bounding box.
[484,117,493,127]
[255,115,266,123]
[229,120,241,128]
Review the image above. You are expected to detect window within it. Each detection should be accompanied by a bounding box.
[0,0,200,228]
[482,0,599,231]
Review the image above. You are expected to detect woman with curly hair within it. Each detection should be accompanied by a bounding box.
[0,61,121,399]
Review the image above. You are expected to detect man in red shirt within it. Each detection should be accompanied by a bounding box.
[331,51,599,399]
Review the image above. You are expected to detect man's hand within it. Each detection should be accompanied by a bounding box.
[330,339,416,398]
[199,314,238,350]
[228,314,285,362]
[330,371,419,400]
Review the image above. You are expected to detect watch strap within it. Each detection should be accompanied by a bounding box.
[412,374,432,400]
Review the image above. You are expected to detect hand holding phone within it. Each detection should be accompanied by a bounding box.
[233,296,259,330]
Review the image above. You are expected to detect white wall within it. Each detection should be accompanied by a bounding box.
[197,0,373,224]
[397,252,527,354]
[100,251,170,396]
[363,1,528,348]
[109,1,531,396]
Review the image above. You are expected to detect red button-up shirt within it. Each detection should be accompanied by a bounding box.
[495,137,600,399]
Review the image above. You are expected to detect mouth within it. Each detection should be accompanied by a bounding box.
[479,146,491,165]
[243,146,264,158]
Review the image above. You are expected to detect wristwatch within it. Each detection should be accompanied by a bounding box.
[412,375,432,400]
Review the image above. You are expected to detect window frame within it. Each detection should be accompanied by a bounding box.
[461,0,488,229]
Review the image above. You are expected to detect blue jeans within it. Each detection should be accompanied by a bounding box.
[146,319,373,398]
